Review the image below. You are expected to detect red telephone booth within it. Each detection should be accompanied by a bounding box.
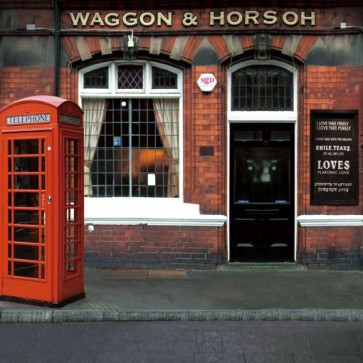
[0,96,85,306]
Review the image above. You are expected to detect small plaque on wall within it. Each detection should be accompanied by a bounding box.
[311,110,358,205]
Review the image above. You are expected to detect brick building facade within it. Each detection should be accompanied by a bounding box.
[0,0,362,270]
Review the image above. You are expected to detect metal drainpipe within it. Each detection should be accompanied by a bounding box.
[54,0,60,97]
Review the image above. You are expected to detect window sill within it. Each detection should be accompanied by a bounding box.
[297,215,363,227]
[84,198,227,227]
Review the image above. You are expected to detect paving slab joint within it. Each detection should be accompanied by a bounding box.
[1,309,363,323]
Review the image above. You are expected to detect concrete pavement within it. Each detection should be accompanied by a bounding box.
[1,264,363,323]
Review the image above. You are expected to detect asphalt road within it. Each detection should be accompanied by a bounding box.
[0,321,362,362]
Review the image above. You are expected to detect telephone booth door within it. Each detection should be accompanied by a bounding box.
[0,95,84,306]
[60,130,84,300]
[1,133,53,301]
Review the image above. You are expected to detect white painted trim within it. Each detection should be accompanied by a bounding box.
[79,61,183,96]
[85,216,227,227]
[293,121,298,261]
[84,198,227,227]
[297,215,363,227]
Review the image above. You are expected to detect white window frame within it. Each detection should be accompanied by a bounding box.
[79,61,226,227]
[79,61,113,95]
[228,60,298,122]
[80,61,183,96]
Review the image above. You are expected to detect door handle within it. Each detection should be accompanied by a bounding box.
[47,195,52,205]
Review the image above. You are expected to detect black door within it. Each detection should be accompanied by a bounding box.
[230,123,295,262]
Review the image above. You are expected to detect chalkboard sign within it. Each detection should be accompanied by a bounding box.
[311,110,358,205]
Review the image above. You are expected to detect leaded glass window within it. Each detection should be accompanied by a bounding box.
[152,67,178,89]
[118,65,143,89]
[84,67,108,89]
[231,66,293,111]
[85,98,179,198]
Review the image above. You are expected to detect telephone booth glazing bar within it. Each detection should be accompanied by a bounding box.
[63,136,84,280]
[7,137,47,281]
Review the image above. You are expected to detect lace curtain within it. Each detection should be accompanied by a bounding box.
[83,98,107,196]
[153,99,179,197]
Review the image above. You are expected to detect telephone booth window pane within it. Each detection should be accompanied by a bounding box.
[13,262,38,278]
[14,175,39,189]
[14,139,39,154]
[15,157,39,172]
[14,245,38,260]
[14,227,38,243]
[14,192,39,207]
[14,210,39,225]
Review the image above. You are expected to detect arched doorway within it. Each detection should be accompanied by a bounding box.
[228,61,297,262]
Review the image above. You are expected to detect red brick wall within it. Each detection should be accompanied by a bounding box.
[299,65,363,215]
[0,67,54,109]
[299,227,362,270]
[84,224,226,269]
[1,4,362,270]
[187,65,227,215]
[297,65,363,269]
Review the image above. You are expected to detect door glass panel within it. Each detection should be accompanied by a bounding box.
[270,130,291,141]
[233,146,291,204]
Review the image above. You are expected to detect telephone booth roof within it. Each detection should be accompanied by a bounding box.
[0,95,83,128]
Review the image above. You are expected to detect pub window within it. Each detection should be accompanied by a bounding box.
[80,62,181,199]
[232,65,293,111]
